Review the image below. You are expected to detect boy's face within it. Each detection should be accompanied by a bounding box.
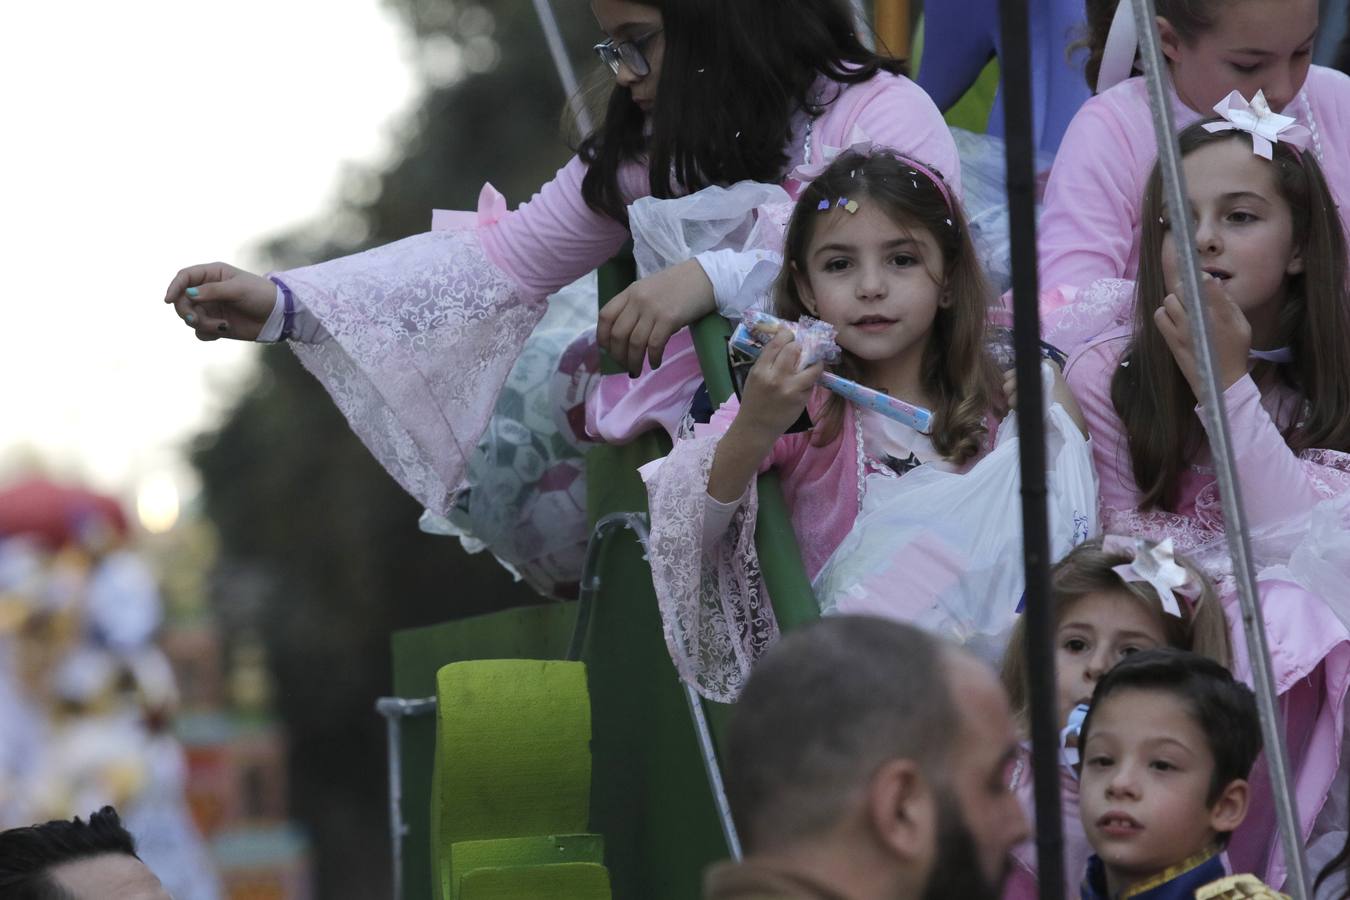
[1078,689,1247,894]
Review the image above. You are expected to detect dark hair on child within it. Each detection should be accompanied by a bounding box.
[1113,121,1350,510]
[1079,648,1261,812]
[1001,537,1231,724]
[773,149,1002,463]
[0,807,140,898]
[1080,0,1227,90]
[578,0,906,222]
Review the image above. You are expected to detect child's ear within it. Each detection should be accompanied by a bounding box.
[1286,245,1305,276]
[1207,778,1250,835]
[791,261,818,316]
[1157,16,1183,63]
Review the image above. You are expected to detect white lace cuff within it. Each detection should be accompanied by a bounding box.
[258,282,331,344]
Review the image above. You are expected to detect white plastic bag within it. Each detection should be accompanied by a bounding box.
[813,364,1098,665]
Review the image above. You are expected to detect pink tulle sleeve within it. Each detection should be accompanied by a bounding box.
[278,156,635,516]
[640,395,816,701]
[641,430,779,704]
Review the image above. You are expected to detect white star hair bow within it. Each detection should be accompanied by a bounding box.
[1101,535,1199,618]
[1202,90,1312,160]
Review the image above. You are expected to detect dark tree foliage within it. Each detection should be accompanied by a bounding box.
[192,3,601,896]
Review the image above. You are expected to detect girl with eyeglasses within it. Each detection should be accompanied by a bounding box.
[161,0,961,525]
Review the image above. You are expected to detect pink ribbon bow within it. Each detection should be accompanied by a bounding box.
[1101,535,1199,618]
[1202,90,1312,161]
[790,126,878,183]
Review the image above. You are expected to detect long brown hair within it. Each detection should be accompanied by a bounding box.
[773,150,1001,463]
[1001,537,1232,726]
[1113,123,1350,510]
[1080,0,1227,90]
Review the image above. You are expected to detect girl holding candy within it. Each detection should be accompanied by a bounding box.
[642,149,1095,703]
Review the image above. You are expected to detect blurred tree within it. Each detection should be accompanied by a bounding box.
[192,2,602,897]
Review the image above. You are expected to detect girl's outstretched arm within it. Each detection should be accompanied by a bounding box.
[707,332,820,503]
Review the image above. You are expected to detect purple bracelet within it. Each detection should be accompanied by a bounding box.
[268,276,296,341]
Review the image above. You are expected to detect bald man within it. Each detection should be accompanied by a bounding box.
[707,616,1030,900]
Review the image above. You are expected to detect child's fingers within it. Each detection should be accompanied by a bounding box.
[164,262,232,304]
[774,340,805,376]
[626,316,656,377]
[757,330,793,369]
[596,290,626,350]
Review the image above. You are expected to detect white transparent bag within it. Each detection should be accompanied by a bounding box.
[814,364,1099,664]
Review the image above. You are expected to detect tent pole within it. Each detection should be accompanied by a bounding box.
[997,0,1064,897]
[1129,0,1310,895]
[530,0,594,135]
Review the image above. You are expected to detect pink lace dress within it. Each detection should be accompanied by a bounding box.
[1064,292,1350,889]
[641,365,1098,702]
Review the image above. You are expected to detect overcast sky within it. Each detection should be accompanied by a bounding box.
[1,0,421,512]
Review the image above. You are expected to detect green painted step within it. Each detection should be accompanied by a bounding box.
[459,862,611,900]
[447,834,604,900]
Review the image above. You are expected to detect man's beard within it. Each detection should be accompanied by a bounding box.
[918,793,1006,900]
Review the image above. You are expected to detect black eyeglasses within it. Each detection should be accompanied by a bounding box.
[593,28,662,77]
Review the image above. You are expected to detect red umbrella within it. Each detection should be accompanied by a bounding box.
[0,477,129,550]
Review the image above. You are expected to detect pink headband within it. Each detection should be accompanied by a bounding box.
[791,131,957,226]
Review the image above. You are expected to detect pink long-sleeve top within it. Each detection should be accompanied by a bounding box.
[275,69,960,516]
[1064,320,1350,889]
[1039,66,1350,295]
[487,71,961,303]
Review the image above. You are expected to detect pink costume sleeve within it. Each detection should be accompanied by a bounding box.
[810,70,962,196]
[1038,90,1152,293]
[275,156,632,516]
[640,394,814,703]
[1064,328,1349,540]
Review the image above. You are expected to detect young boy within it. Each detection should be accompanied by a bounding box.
[1075,648,1277,899]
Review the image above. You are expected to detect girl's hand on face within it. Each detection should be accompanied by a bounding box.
[163,263,276,342]
[735,331,823,442]
[597,259,717,377]
[1153,274,1252,396]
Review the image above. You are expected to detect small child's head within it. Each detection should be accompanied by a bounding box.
[1077,648,1260,895]
[775,149,999,462]
[1082,0,1317,112]
[1120,121,1350,509]
[1002,536,1231,732]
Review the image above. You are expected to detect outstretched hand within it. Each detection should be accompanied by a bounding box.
[597,259,717,376]
[1153,274,1251,398]
[163,262,276,342]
